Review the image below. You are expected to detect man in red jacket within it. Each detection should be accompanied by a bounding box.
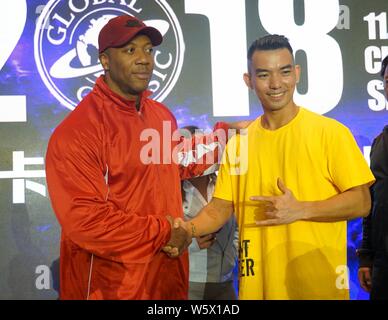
[46,15,241,300]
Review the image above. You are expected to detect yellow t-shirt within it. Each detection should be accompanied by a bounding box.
[213,107,375,300]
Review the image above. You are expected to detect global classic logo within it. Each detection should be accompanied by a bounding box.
[34,0,185,110]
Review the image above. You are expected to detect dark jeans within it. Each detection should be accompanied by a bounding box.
[371,265,388,300]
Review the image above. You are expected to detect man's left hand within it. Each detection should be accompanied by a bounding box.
[250,178,304,226]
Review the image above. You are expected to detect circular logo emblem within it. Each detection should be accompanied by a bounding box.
[34,0,185,110]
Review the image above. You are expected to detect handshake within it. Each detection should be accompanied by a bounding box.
[162,217,192,258]
[162,216,219,258]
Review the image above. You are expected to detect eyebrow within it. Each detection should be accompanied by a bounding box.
[255,64,293,73]
[125,39,153,47]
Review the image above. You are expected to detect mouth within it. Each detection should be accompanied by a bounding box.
[267,92,285,99]
[133,72,151,80]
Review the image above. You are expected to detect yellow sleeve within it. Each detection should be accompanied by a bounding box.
[326,122,375,192]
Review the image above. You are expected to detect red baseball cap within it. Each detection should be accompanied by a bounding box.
[98,15,163,53]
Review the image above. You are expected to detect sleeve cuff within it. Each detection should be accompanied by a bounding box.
[161,217,172,247]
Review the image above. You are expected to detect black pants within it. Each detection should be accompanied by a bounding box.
[371,265,388,300]
[189,281,237,300]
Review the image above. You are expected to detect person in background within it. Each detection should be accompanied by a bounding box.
[181,125,238,300]
[357,54,388,300]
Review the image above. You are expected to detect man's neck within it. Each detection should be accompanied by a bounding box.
[261,103,299,130]
[103,75,141,106]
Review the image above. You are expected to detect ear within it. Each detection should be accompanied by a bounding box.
[294,64,301,84]
[99,52,110,71]
[243,72,253,89]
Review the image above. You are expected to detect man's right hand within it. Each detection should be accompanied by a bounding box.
[358,267,372,292]
[162,216,191,258]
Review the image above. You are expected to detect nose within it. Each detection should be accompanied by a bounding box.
[136,49,151,65]
[269,73,281,89]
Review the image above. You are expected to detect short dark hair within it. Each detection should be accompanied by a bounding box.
[380,55,388,77]
[247,34,293,62]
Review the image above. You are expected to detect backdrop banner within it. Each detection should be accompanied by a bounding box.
[0,0,387,299]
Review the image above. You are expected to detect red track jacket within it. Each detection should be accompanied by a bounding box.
[45,76,228,299]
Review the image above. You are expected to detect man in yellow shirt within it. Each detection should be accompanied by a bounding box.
[165,34,375,299]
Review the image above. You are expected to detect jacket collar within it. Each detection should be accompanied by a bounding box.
[95,75,152,113]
